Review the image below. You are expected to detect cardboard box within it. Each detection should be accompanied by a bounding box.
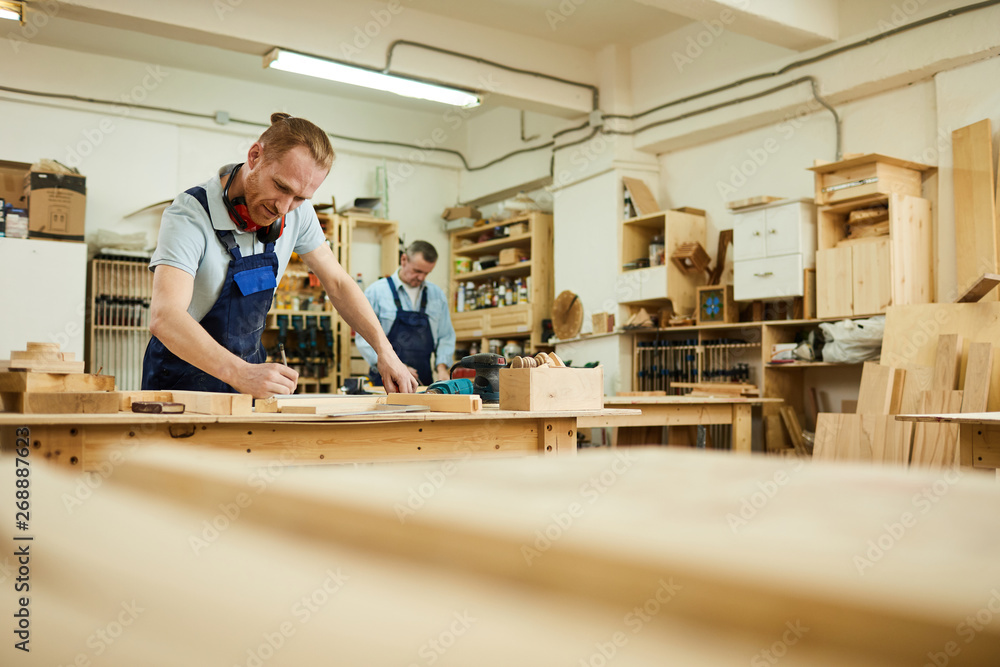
[25,170,86,242]
[442,206,481,221]
[592,312,615,334]
[0,160,29,208]
[499,365,603,411]
[498,247,528,266]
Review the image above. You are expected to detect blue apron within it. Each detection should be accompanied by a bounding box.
[370,277,435,386]
[141,186,278,393]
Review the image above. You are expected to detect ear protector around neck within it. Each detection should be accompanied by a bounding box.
[223,163,284,244]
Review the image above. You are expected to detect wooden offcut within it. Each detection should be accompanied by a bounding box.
[386,393,482,413]
[622,176,660,217]
[3,391,121,414]
[856,362,905,415]
[952,119,997,301]
[779,406,808,456]
[671,242,711,275]
[0,371,115,393]
[960,342,994,413]
[499,366,603,411]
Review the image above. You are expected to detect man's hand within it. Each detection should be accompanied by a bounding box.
[405,365,420,382]
[380,356,418,393]
[434,364,450,382]
[228,362,298,398]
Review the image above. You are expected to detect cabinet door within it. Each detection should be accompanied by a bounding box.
[764,204,802,257]
[733,210,766,260]
[852,239,892,315]
[816,247,854,318]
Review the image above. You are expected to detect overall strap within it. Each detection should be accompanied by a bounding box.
[419,284,428,314]
[389,277,404,310]
[186,184,243,260]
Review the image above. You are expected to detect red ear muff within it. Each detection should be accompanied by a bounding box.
[223,163,284,242]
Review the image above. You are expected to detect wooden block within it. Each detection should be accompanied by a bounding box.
[961,342,993,413]
[386,393,482,413]
[952,119,997,301]
[622,176,660,217]
[170,390,254,416]
[279,405,317,414]
[498,247,528,266]
[955,273,1000,303]
[616,391,667,397]
[0,372,115,393]
[856,363,906,415]
[779,406,808,456]
[499,366,603,411]
[803,268,816,320]
[119,391,174,412]
[932,334,963,390]
[910,390,965,467]
[4,391,121,414]
[848,207,889,224]
[671,242,711,275]
[0,358,87,374]
[591,312,615,334]
[254,397,279,413]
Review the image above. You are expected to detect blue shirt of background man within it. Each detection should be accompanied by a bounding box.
[356,270,456,371]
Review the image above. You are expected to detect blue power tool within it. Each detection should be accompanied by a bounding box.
[425,378,475,394]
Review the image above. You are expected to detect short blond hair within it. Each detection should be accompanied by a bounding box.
[258,112,335,170]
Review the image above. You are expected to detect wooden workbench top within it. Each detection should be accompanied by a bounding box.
[603,395,782,405]
[0,406,639,425]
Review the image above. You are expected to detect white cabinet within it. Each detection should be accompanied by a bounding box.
[732,199,815,301]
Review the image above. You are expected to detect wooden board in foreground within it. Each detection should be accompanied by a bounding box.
[386,392,482,413]
[1,391,121,414]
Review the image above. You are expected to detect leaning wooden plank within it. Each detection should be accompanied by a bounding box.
[0,371,116,393]
[386,393,482,413]
[812,413,840,461]
[898,366,934,414]
[961,342,994,413]
[932,334,963,391]
[872,415,912,465]
[954,273,1000,303]
[10,391,121,414]
[622,176,660,216]
[778,406,808,456]
[910,390,965,467]
[856,362,903,415]
[764,414,791,453]
[952,119,998,301]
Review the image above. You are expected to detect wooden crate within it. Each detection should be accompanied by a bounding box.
[808,154,934,206]
[499,366,603,411]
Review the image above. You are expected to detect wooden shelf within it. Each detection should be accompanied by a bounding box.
[451,216,533,241]
[766,361,861,368]
[453,233,532,256]
[458,261,532,281]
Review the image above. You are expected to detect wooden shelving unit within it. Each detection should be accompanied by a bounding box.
[87,256,153,391]
[448,213,553,357]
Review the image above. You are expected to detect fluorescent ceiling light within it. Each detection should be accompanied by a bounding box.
[264,48,480,108]
[0,1,23,22]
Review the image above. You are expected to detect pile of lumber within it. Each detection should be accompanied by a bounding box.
[841,205,889,242]
[0,342,118,414]
[813,334,992,466]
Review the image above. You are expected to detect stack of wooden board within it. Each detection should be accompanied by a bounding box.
[0,342,119,414]
[813,333,994,467]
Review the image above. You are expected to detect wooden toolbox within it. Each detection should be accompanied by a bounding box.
[808,154,934,206]
[499,365,603,411]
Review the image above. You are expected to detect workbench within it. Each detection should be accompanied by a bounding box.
[896,411,1000,476]
[577,396,782,453]
[5,445,999,665]
[0,407,638,471]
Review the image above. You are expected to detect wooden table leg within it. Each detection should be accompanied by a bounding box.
[731,404,752,454]
[541,418,577,456]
